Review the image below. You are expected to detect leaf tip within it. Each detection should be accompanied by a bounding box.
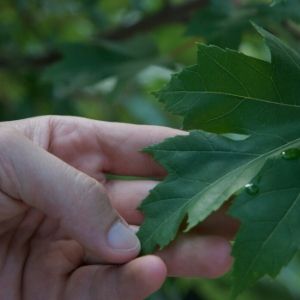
[251,22,272,42]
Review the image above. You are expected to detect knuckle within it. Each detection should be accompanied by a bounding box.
[73,172,109,204]
[78,173,103,196]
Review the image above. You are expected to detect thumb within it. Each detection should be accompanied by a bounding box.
[0,127,140,263]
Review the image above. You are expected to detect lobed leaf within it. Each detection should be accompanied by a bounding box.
[139,24,300,298]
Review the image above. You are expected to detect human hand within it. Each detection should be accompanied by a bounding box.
[0,116,234,300]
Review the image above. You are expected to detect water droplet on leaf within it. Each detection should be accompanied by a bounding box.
[244,183,259,195]
[281,148,300,160]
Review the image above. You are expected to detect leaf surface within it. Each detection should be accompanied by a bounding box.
[139,24,300,298]
[138,128,300,253]
[157,26,300,133]
[230,157,300,298]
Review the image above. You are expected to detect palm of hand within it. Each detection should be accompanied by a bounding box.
[0,116,234,300]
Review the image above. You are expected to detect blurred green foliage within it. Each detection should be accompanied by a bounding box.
[1,0,300,299]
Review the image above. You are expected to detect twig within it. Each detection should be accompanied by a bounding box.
[0,0,210,69]
[282,20,300,41]
[0,51,62,70]
[102,0,209,40]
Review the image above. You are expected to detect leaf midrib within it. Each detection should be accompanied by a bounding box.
[160,90,299,109]
[185,136,300,224]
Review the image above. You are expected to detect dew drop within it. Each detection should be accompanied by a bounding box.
[281,148,300,160]
[244,183,259,195]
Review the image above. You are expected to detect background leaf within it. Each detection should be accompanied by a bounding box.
[187,0,300,49]
[186,0,246,49]
[43,36,159,94]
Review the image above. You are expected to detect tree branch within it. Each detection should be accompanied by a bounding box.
[102,0,209,40]
[282,20,300,41]
[0,51,62,70]
[0,0,209,70]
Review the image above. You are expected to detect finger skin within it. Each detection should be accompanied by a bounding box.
[0,127,139,264]
[64,255,167,300]
[195,206,240,240]
[3,116,185,178]
[0,117,234,298]
[107,180,158,225]
[105,179,235,279]
[156,235,233,278]
[106,180,239,240]
[90,120,185,177]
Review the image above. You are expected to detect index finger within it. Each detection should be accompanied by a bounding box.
[4,116,185,178]
[91,120,184,177]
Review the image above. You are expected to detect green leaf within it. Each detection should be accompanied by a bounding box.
[186,0,249,49]
[44,42,131,84]
[271,0,300,21]
[230,157,300,298]
[157,25,300,133]
[138,128,300,253]
[43,37,158,91]
[186,1,300,49]
[254,25,300,106]
[186,0,247,49]
[271,0,287,6]
[138,23,300,298]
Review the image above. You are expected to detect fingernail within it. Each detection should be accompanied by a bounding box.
[129,225,139,234]
[107,221,140,251]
